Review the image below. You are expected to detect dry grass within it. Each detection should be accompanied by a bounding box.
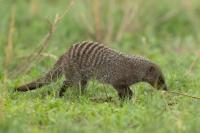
[74,0,200,44]
[76,0,141,43]
[115,1,139,42]
[167,91,200,100]
[8,0,74,78]
[3,4,16,92]
[93,0,102,41]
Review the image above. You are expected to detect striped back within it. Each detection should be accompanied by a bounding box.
[68,41,111,68]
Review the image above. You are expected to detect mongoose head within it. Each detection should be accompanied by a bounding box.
[143,64,167,91]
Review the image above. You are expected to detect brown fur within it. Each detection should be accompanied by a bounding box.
[14,41,167,100]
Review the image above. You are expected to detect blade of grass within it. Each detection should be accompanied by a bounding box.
[3,4,16,92]
[166,90,200,100]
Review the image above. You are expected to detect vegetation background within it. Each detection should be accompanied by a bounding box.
[0,0,200,132]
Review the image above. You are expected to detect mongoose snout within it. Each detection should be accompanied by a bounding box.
[143,65,167,91]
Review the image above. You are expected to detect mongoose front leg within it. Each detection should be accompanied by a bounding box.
[80,80,88,94]
[114,85,133,100]
[58,80,72,97]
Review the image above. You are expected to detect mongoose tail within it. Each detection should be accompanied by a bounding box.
[14,54,65,92]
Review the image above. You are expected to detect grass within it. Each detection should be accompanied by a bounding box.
[1,0,200,133]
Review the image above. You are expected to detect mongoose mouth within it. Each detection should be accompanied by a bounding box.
[162,85,168,91]
[157,83,168,91]
[154,83,168,91]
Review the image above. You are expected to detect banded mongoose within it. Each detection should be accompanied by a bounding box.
[14,41,167,99]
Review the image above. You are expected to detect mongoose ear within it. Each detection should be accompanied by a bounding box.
[146,66,155,75]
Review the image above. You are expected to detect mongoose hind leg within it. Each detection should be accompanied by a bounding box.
[58,80,72,97]
[113,85,133,100]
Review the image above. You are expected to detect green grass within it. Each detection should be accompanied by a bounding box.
[1,0,200,133]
